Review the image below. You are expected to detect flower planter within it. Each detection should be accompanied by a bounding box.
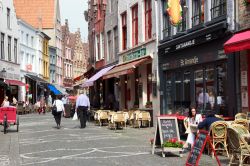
[162,147,183,157]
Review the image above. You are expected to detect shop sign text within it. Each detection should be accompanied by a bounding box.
[180,56,199,67]
[123,48,146,62]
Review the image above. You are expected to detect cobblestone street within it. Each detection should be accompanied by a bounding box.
[0,114,230,166]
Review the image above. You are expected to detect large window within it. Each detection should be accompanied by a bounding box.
[192,0,204,26]
[145,0,152,40]
[121,12,127,50]
[107,31,112,61]
[14,39,17,63]
[8,36,11,61]
[162,0,172,38]
[1,33,4,59]
[177,0,187,32]
[97,35,100,60]
[132,4,138,47]
[7,8,10,29]
[211,0,226,19]
[114,26,118,57]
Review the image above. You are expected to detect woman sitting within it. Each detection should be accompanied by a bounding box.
[183,106,202,149]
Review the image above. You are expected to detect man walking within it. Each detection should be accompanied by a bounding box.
[75,92,90,128]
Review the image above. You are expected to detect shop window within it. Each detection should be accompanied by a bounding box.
[216,64,227,115]
[132,4,138,47]
[162,0,172,38]
[0,33,4,59]
[183,71,191,108]
[192,0,204,26]
[121,12,127,50]
[211,0,226,19]
[166,72,174,114]
[177,0,187,32]
[145,0,152,40]
[195,69,205,112]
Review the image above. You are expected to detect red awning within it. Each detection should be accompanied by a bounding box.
[224,30,250,54]
[5,79,25,86]
[103,56,152,79]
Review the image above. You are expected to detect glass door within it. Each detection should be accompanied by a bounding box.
[183,71,191,109]
[166,72,174,114]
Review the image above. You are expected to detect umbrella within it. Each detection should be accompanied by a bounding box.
[68,96,77,100]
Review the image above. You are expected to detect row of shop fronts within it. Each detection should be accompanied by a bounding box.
[0,68,68,105]
[80,26,250,123]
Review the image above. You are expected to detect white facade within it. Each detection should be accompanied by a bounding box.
[0,0,21,99]
[18,19,38,101]
[117,0,160,118]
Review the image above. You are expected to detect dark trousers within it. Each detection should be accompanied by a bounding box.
[78,106,88,128]
[54,111,62,126]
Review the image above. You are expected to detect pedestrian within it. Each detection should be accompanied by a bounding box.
[197,110,221,131]
[53,95,65,129]
[1,96,10,107]
[183,105,202,149]
[12,96,17,106]
[75,91,90,128]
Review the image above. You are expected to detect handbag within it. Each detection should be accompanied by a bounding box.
[72,111,78,120]
[52,101,57,116]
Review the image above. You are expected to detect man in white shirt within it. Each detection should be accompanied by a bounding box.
[75,92,90,128]
[198,89,210,109]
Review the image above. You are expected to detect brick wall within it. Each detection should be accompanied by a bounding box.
[238,0,250,30]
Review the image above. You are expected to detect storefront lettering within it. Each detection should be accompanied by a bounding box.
[180,56,199,67]
[176,39,195,50]
[123,48,146,62]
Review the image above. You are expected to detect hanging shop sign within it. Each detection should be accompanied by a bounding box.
[26,64,32,72]
[123,48,146,62]
[166,0,182,26]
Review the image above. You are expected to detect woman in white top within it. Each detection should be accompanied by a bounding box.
[1,96,10,107]
[183,106,203,148]
[53,95,65,129]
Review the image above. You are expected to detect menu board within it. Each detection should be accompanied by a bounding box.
[152,117,180,150]
[186,131,208,166]
[160,118,179,142]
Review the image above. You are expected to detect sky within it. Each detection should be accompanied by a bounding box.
[60,0,88,42]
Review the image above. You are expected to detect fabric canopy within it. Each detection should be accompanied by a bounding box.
[54,85,68,95]
[25,74,47,84]
[48,84,62,95]
[103,56,152,79]
[5,79,25,86]
[224,30,250,54]
[81,65,114,87]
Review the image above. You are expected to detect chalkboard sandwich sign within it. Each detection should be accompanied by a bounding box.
[186,130,221,166]
[152,117,183,157]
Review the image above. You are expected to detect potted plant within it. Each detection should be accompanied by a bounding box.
[133,100,139,108]
[145,101,152,108]
[162,138,184,149]
[243,0,250,6]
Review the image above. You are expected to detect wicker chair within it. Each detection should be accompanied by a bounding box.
[95,110,109,126]
[232,119,249,131]
[138,111,151,128]
[235,113,247,120]
[210,121,229,157]
[112,112,126,130]
[228,125,250,166]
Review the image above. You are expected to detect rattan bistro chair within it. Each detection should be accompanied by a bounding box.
[138,111,151,128]
[228,125,250,166]
[210,121,229,157]
[235,113,247,120]
[232,119,249,131]
[113,112,126,130]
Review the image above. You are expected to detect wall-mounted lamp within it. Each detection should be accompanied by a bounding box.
[1,68,6,73]
[135,78,139,82]
[125,80,128,84]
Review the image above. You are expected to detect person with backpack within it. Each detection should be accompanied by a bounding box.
[52,95,65,129]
